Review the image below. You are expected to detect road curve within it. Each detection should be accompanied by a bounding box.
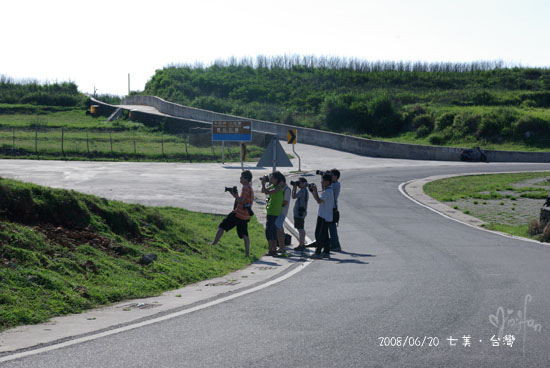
[1,155,550,367]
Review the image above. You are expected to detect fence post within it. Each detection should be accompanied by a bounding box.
[61,127,65,156]
[161,136,164,156]
[110,131,113,154]
[12,128,15,153]
[133,130,136,154]
[86,131,90,154]
[184,135,190,162]
[35,126,38,154]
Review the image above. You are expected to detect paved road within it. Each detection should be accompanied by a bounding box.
[2,159,550,367]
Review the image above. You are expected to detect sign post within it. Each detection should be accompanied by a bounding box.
[240,142,247,170]
[272,137,277,172]
[212,121,252,169]
[287,129,301,172]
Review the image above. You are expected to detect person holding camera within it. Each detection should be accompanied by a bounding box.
[275,176,292,255]
[211,170,254,257]
[261,171,286,256]
[292,177,309,251]
[310,173,335,259]
[329,168,342,252]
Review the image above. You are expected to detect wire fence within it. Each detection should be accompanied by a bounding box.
[0,127,253,162]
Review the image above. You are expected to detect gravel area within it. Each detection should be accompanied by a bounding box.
[445,176,550,226]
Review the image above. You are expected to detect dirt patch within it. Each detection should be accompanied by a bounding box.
[34,223,137,257]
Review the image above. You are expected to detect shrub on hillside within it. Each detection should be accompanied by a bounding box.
[434,112,456,131]
[402,105,426,126]
[321,92,402,136]
[477,109,517,140]
[21,92,84,107]
[472,91,497,105]
[450,113,480,139]
[519,91,550,108]
[428,133,447,145]
[415,125,431,138]
[513,115,550,137]
[412,114,434,130]
[363,94,403,136]
[191,96,233,113]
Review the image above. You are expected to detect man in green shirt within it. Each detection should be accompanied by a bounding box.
[261,171,285,256]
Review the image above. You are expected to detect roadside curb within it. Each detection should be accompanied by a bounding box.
[399,171,550,246]
[0,195,313,363]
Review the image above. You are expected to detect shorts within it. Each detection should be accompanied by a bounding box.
[219,212,248,239]
[293,217,305,230]
[265,215,278,241]
[275,213,287,229]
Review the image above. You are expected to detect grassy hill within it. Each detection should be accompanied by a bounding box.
[0,178,266,331]
[141,56,550,150]
[0,77,265,162]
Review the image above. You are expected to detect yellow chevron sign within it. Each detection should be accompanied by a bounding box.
[287,129,297,144]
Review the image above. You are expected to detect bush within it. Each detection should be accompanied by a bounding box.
[429,133,447,145]
[321,93,359,132]
[402,105,426,127]
[477,109,517,139]
[191,96,233,113]
[472,91,497,105]
[321,92,402,136]
[451,113,480,138]
[435,112,455,131]
[415,125,431,138]
[364,93,403,136]
[513,115,550,137]
[520,99,536,108]
[412,114,434,130]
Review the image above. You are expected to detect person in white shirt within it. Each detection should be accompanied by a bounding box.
[310,174,334,259]
[329,168,342,251]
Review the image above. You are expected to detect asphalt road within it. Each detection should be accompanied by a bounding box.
[3,162,550,367]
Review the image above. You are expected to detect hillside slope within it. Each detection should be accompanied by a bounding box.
[0,178,266,331]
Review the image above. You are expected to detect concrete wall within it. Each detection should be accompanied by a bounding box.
[120,96,550,163]
[90,97,274,147]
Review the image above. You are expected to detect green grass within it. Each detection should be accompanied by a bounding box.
[0,107,119,129]
[0,177,267,331]
[0,107,266,162]
[423,172,550,202]
[374,133,550,152]
[483,223,532,239]
[424,172,550,241]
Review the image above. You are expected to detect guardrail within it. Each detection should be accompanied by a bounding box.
[117,95,550,163]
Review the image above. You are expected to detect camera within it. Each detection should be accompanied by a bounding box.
[316,170,330,176]
[262,174,271,182]
[290,180,299,186]
[307,183,316,192]
[224,186,238,194]
[243,203,254,217]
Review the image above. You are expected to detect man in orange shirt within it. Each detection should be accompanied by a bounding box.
[211,170,254,257]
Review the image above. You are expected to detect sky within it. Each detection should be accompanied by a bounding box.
[1,0,549,96]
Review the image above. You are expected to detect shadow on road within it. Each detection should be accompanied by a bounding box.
[326,257,369,265]
[335,250,375,258]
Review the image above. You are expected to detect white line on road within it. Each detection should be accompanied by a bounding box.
[398,177,545,246]
[0,221,314,364]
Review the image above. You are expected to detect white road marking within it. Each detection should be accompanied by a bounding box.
[0,221,314,364]
[398,173,547,246]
